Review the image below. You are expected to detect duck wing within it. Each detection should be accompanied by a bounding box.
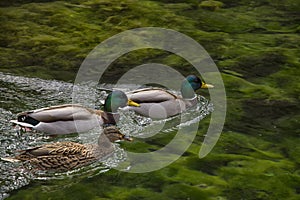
[126,88,178,103]
[10,104,104,135]
[17,104,96,123]
[13,142,97,171]
[15,142,86,159]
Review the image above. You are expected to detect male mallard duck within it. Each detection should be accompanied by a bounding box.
[10,90,139,135]
[125,75,213,119]
[2,126,132,171]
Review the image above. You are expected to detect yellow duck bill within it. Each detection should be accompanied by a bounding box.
[201,82,214,89]
[128,99,140,107]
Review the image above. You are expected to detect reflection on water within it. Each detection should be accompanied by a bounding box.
[0,73,213,199]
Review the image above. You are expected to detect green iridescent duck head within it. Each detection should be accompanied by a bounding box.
[104,90,139,113]
[181,75,214,99]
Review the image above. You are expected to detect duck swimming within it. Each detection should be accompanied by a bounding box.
[10,90,139,135]
[125,75,213,119]
[1,126,132,171]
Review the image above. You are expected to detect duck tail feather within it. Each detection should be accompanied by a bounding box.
[1,157,21,163]
[10,120,35,128]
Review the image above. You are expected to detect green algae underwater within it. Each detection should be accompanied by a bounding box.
[0,0,300,199]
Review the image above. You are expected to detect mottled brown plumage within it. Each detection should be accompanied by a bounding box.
[3,126,132,171]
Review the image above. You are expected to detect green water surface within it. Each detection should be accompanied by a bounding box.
[0,0,299,199]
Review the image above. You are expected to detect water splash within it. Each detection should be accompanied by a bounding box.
[0,108,35,199]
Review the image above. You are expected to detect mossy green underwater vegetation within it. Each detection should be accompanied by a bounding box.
[1,0,300,199]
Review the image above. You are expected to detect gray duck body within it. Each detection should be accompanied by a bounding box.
[125,88,198,119]
[125,75,213,119]
[11,104,111,135]
[10,90,139,135]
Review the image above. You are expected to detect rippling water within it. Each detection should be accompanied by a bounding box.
[0,73,213,199]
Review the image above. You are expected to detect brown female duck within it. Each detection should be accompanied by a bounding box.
[2,126,132,171]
